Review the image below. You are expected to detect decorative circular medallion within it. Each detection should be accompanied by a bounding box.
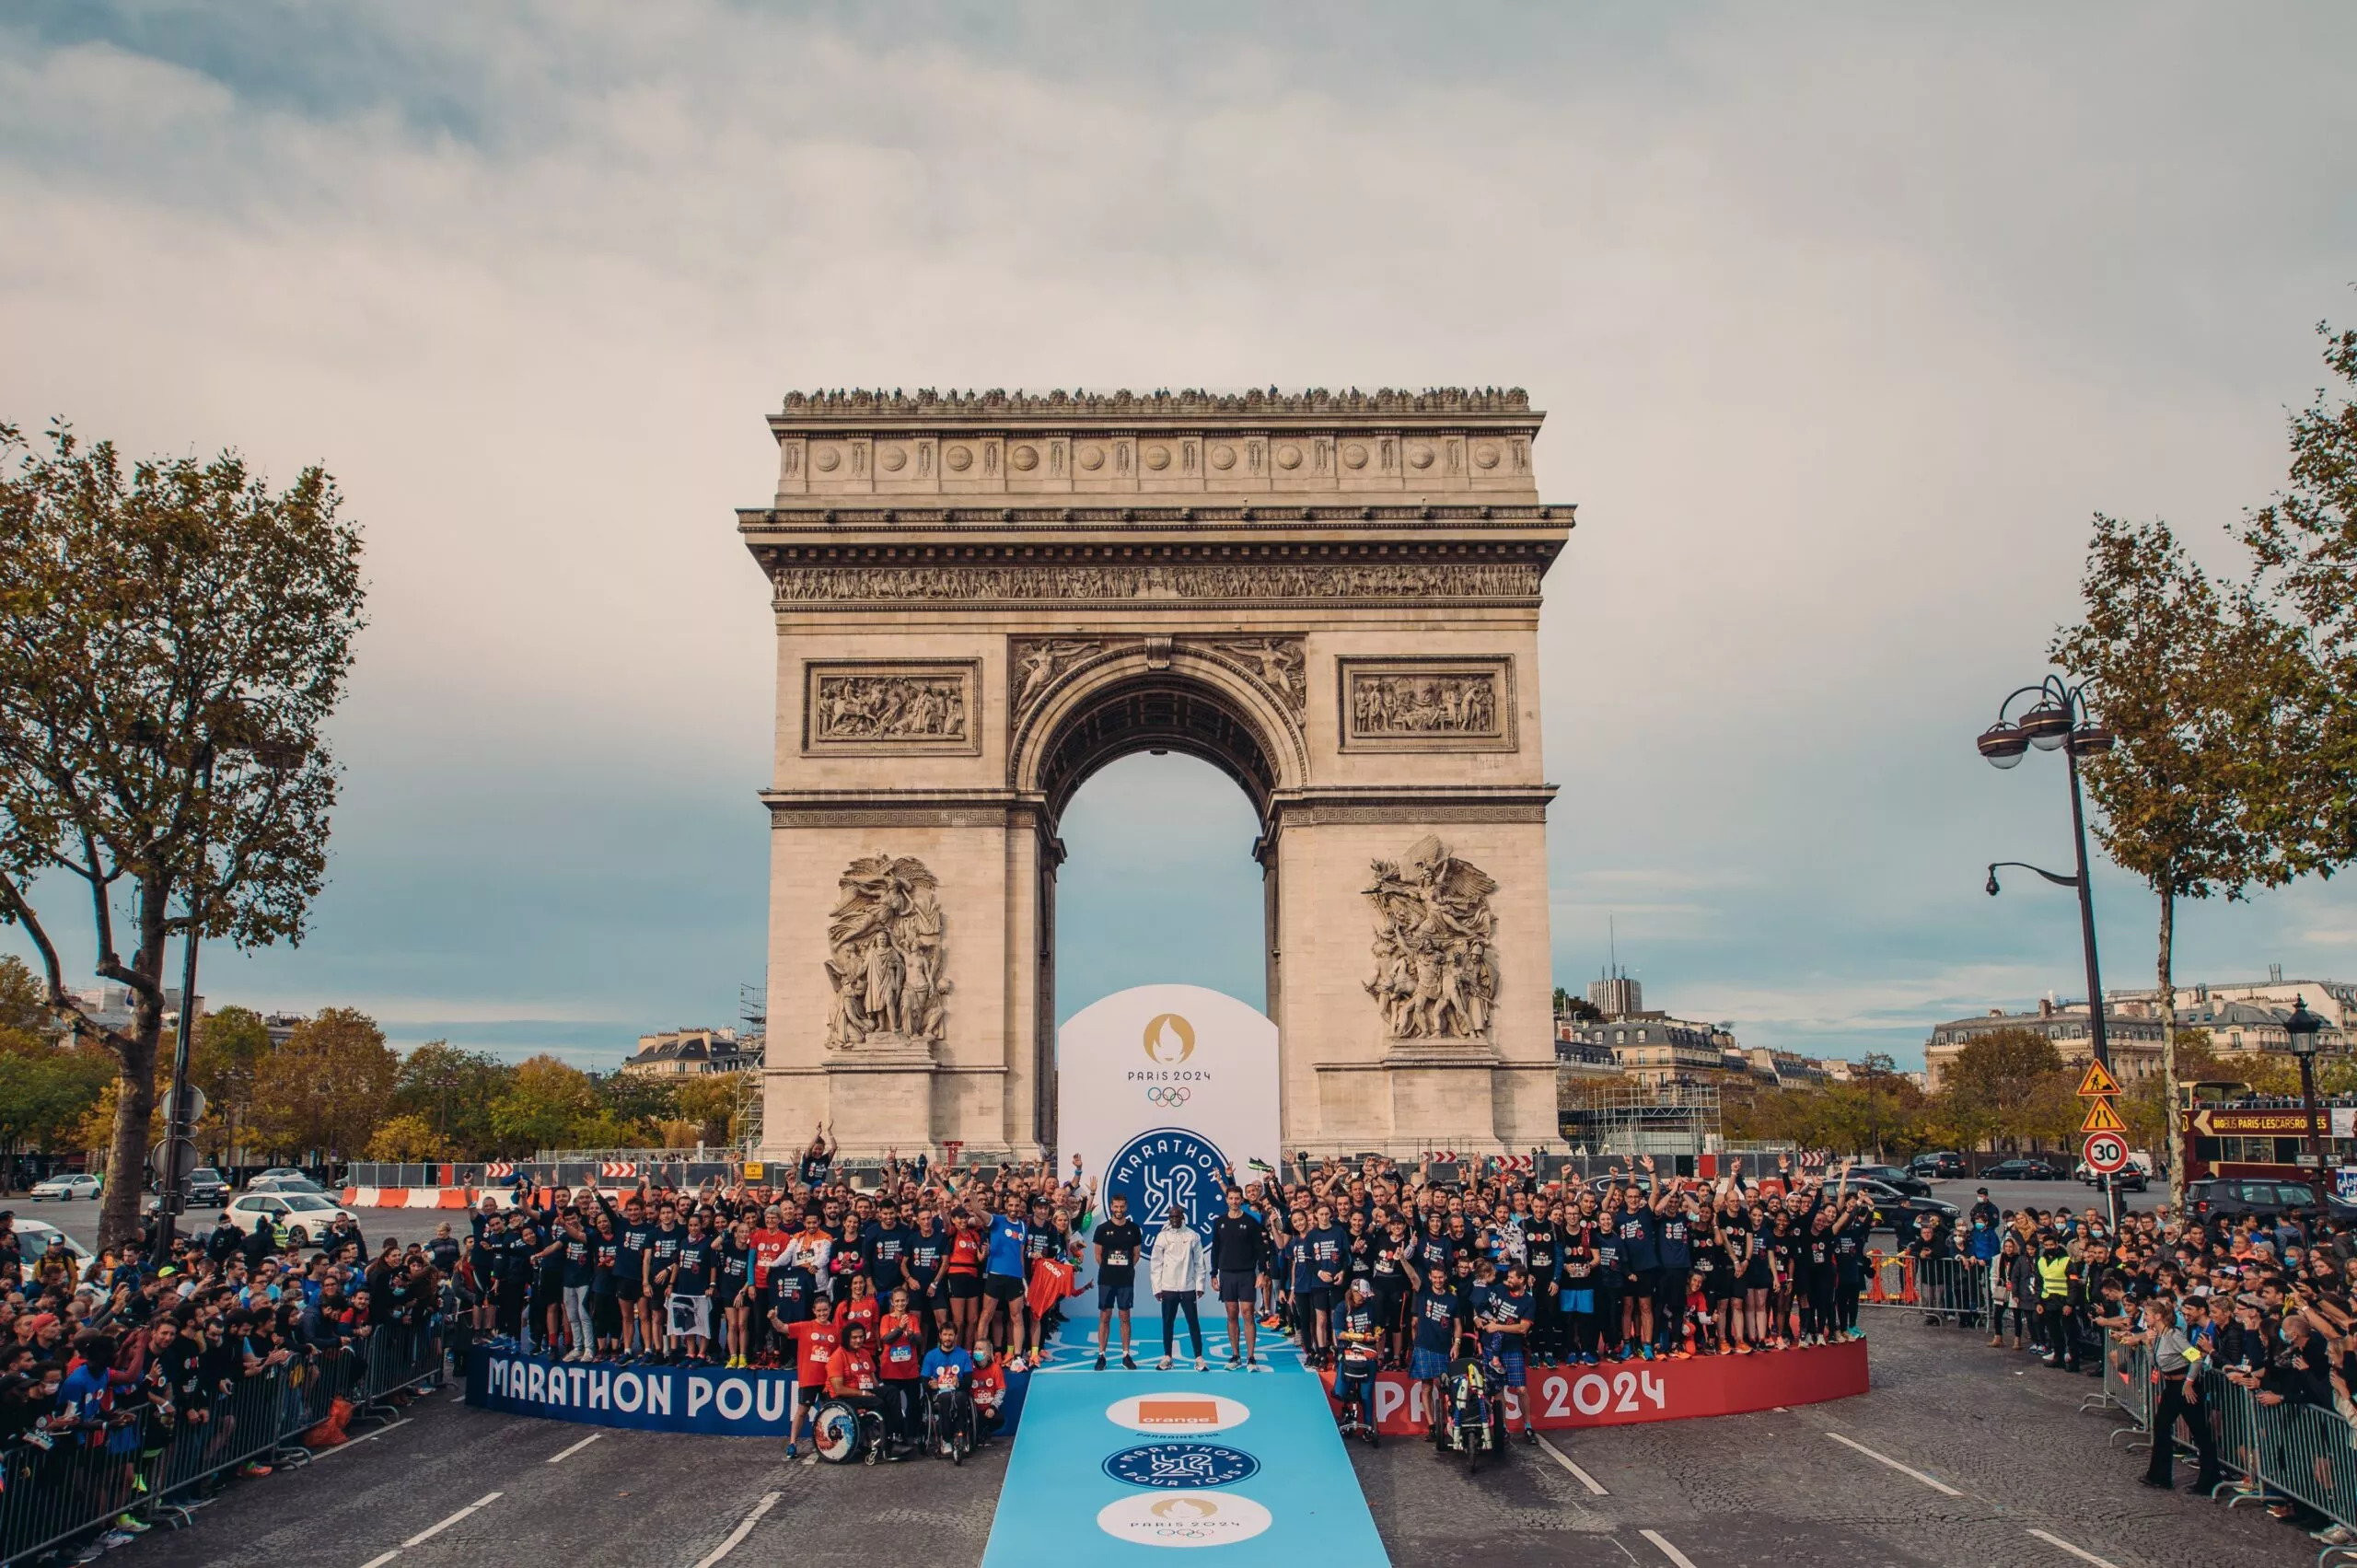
[1010,446,1039,471]
[813,447,841,472]
[1144,445,1172,471]
[1079,446,1106,471]
[1407,443,1434,470]
[1341,442,1368,470]
[1473,442,1501,470]
[1274,443,1303,470]
[944,446,972,472]
[1209,445,1237,470]
[879,447,907,472]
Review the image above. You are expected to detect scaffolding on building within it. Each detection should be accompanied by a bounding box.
[734,982,766,1154]
[1555,1082,1724,1159]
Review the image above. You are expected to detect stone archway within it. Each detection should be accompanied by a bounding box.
[742,387,1573,1162]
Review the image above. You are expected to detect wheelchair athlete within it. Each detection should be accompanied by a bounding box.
[920,1321,980,1461]
[814,1320,893,1465]
[1331,1279,1384,1444]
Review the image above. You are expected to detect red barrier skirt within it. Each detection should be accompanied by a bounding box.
[1336,1340,1868,1434]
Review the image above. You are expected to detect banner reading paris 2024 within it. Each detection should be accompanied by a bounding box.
[1059,985,1282,1244]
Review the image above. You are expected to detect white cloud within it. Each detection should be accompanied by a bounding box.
[0,3,2351,1057]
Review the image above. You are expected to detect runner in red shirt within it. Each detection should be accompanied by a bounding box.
[823,1323,891,1461]
[946,1212,984,1351]
[749,1207,793,1366]
[784,1315,840,1458]
[832,1273,882,1342]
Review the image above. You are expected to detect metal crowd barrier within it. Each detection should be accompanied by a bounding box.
[2093,1330,2357,1557]
[1864,1254,1989,1324]
[0,1325,447,1566]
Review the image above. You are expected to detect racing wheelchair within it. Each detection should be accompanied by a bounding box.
[810,1396,888,1466]
[1331,1342,1382,1447]
[1433,1354,1504,1472]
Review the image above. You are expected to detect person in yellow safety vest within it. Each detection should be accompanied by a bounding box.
[2034,1238,2077,1371]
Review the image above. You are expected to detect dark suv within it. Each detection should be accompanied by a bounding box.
[1910,1152,1968,1179]
[1981,1157,2064,1181]
[1848,1163,1933,1197]
[2184,1177,2335,1223]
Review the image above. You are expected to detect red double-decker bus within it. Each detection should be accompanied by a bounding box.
[2177,1078,2352,1185]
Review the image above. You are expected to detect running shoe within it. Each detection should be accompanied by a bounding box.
[1157,1355,1175,1371]
[1095,1354,1108,1371]
[1195,1357,1209,1372]
[1122,1353,1138,1371]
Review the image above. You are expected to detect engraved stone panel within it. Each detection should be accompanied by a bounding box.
[824,854,949,1049]
[1338,657,1515,752]
[803,662,980,754]
[775,562,1541,606]
[1364,836,1498,1040]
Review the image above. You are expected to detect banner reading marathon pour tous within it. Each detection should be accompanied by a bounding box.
[465,1346,1032,1435]
[1058,985,1282,1249]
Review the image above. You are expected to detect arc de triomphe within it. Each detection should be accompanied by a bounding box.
[741,388,1573,1162]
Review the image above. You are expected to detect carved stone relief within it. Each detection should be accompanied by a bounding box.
[804,663,979,753]
[1191,636,1307,714]
[1010,638,1106,719]
[776,561,1540,605]
[824,854,949,1049]
[1364,836,1498,1040]
[1338,658,1515,751]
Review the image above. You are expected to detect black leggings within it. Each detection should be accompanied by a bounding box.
[1160,1294,1203,1359]
[1654,1269,1689,1350]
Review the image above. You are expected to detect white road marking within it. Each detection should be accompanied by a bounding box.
[691,1491,782,1568]
[359,1554,399,1568]
[1533,1433,1608,1495]
[401,1491,503,1548]
[308,1418,412,1459]
[1825,1431,1964,1496]
[548,1433,604,1463]
[1640,1527,1701,1568]
[2026,1527,2123,1568]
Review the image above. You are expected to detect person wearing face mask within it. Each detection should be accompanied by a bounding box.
[2035,1236,2077,1371]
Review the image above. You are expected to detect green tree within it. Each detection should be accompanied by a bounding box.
[596,1071,679,1130]
[0,1032,114,1189]
[2054,513,2308,1203]
[250,1008,398,1161]
[490,1054,600,1156]
[1939,1028,2072,1154]
[2243,305,2357,878]
[0,425,365,1246]
[392,1040,510,1158]
[365,1112,448,1163]
[191,1006,272,1169]
[0,954,55,1040]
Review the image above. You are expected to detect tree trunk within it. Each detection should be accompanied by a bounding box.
[2157,879,2182,1211]
[97,897,171,1251]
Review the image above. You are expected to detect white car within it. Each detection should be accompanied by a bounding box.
[27,1174,102,1201]
[10,1218,94,1267]
[221,1191,360,1248]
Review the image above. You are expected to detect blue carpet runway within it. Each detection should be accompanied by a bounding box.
[980,1310,1390,1564]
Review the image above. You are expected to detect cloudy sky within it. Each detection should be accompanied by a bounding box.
[4,2,2352,1067]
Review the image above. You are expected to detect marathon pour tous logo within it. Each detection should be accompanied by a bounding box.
[1102,1441,1260,1490]
[1107,1127,1228,1245]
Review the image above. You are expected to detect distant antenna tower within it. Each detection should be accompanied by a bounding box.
[735,982,767,1153]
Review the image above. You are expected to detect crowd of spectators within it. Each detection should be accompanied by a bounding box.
[1,1198,447,1560]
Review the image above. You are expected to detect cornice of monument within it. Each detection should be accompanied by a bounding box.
[737,503,1575,532]
[774,386,1535,420]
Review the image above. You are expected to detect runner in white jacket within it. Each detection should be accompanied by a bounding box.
[1148,1204,1211,1372]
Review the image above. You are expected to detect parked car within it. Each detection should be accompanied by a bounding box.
[1853,1178,1959,1233]
[2071,1160,2149,1191]
[1981,1157,2065,1181]
[10,1218,93,1268]
[147,1167,231,1212]
[1910,1152,1968,1179]
[1846,1163,1933,1198]
[27,1173,101,1201]
[2182,1177,2355,1225]
[255,1167,311,1183]
[221,1191,359,1248]
[244,1173,326,1196]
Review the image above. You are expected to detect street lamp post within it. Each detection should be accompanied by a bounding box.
[2286,995,2326,1172]
[1978,677,2117,1071]
[1979,675,2119,1227]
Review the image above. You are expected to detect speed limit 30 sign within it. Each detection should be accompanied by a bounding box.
[2083,1132,2130,1175]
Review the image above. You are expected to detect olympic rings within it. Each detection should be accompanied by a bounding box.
[1146,1086,1191,1107]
